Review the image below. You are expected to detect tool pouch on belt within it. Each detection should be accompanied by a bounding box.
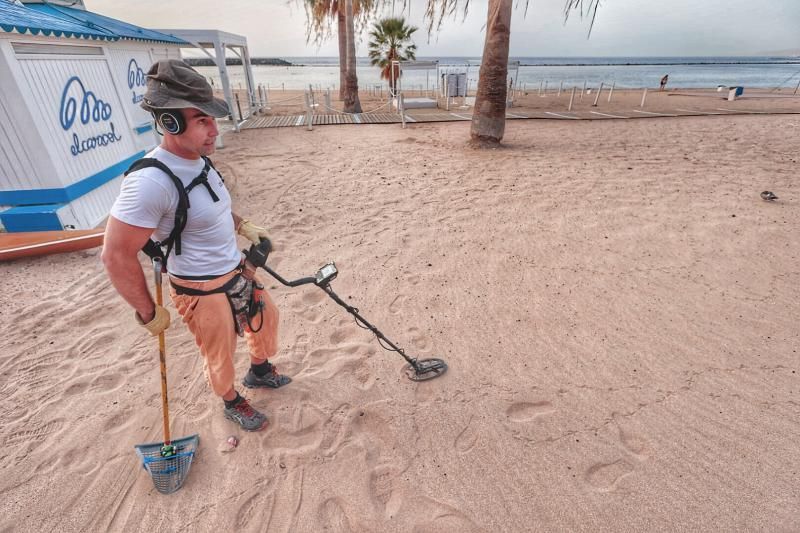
[226,275,265,336]
[171,272,265,337]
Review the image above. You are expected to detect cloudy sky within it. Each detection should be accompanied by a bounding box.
[88,0,800,57]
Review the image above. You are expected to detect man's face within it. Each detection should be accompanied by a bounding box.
[174,109,219,157]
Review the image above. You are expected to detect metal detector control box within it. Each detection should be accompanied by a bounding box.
[315,262,338,286]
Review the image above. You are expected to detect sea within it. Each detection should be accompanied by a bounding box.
[196,56,800,93]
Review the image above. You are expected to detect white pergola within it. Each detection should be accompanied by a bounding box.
[154,29,257,132]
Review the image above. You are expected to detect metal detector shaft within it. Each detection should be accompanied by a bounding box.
[262,265,419,369]
[320,285,418,368]
[264,266,315,287]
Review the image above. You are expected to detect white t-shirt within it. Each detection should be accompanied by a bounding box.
[110,146,241,277]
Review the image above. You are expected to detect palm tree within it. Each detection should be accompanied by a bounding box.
[469,0,513,148]
[423,0,601,147]
[367,17,418,94]
[343,0,363,112]
[303,0,376,102]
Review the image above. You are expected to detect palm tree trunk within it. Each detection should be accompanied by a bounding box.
[338,9,347,101]
[343,0,362,113]
[470,0,512,147]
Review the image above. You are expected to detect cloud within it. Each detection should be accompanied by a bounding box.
[87,0,800,57]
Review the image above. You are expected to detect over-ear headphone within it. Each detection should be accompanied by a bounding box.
[153,109,186,135]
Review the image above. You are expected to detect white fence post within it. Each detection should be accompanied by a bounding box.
[304,91,313,131]
[607,82,615,102]
[592,82,604,107]
[641,88,648,108]
[568,86,576,111]
[558,81,563,97]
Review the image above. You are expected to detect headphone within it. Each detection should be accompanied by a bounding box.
[153,109,186,136]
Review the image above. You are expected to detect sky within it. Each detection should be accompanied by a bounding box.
[86,0,800,58]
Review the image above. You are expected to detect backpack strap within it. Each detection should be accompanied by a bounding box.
[185,160,220,202]
[202,156,224,183]
[124,158,190,266]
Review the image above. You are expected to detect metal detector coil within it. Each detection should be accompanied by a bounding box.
[405,358,448,381]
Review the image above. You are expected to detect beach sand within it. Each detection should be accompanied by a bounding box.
[1,112,798,532]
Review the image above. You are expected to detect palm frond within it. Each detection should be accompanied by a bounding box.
[563,0,601,37]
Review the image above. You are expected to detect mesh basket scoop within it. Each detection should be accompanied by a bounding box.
[135,434,200,495]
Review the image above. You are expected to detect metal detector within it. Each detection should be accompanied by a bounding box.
[245,239,447,382]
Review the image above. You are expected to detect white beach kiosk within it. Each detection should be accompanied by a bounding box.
[0,0,186,232]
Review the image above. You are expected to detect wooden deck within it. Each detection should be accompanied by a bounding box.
[242,105,800,130]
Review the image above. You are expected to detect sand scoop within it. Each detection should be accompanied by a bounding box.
[134,258,199,494]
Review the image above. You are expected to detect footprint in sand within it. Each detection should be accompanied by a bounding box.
[235,492,273,531]
[454,416,479,454]
[408,327,430,351]
[290,297,324,324]
[302,289,327,306]
[318,497,353,532]
[505,401,556,422]
[289,334,311,361]
[4,419,64,449]
[388,295,407,315]
[89,372,124,393]
[370,464,404,518]
[319,404,353,457]
[330,326,360,345]
[612,414,651,460]
[617,425,651,460]
[584,459,635,493]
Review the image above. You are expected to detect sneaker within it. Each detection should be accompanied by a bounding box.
[242,364,292,389]
[223,398,268,431]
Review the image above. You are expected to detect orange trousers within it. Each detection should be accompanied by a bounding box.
[169,270,279,397]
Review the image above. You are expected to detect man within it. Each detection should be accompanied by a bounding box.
[102,59,289,432]
[660,74,669,91]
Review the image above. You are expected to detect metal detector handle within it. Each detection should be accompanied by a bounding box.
[243,237,272,269]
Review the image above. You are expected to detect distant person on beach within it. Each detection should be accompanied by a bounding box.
[102,59,289,433]
[660,74,669,91]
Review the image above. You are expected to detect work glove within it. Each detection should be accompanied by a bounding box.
[237,219,269,245]
[136,305,170,336]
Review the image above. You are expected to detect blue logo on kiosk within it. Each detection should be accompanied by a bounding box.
[127,59,147,103]
[59,76,122,156]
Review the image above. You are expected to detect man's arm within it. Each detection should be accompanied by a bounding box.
[101,216,158,322]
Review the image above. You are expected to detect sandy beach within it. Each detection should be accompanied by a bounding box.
[1,111,798,531]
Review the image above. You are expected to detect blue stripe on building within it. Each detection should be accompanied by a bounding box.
[0,150,145,206]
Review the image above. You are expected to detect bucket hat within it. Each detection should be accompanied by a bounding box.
[141,59,229,118]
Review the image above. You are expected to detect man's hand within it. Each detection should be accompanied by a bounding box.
[136,305,171,336]
[237,219,269,245]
